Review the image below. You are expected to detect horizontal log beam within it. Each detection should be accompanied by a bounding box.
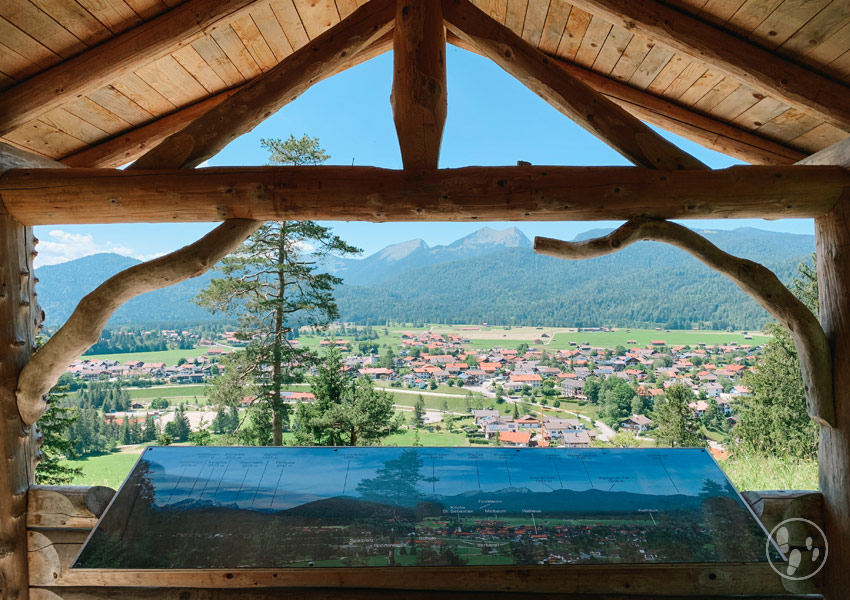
[0,165,846,225]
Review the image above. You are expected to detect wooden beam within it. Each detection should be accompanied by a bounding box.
[27,486,114,530]
[391,0,447,169]
[16,219,260,425]
[0,142,68,174]
[22,590,817,600]
[60,89,239,169]
[808,135,850,600]
[0,201,39,600]
[130,0,395,170]
[535,218,835,428]
[447,33,804,166]
[0,0,261,137]
[441,0,706,170]
[0,165,845,225]
[61,30,396,169]
[567,0,850,132]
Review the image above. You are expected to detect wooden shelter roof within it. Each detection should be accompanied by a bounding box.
[1,0,848,167]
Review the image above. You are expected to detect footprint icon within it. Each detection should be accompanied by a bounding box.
[775,526,801,576]
[770,522,826,580]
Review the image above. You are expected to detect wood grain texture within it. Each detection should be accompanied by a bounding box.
[1,165,845,225]
[0,180,40,600]
[129,0,394,170]
[810,134,850,600]
[61,29,394,168]
[25,525,786,594]
[535,217,835,428]
[0,0,260,137]
[567,0,850,131]
[27,486,115,531]
[391,0,447,169]
[442,0,707,170]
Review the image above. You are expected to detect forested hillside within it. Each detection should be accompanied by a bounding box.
[35,226,814,330]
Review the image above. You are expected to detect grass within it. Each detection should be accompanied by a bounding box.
[123,385,207,399]
[544,328,770,349]
[718,453,818,491]
[382,428,474,446]
[83,346,216,366]
[61,452,143,488]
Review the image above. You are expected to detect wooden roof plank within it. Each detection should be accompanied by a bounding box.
[85,86,153,126]
[573,15,611,67]
[129,0,394,170]
[801,19,850,69]
[28,0,113,47]
[230,13,279,71]
[555,6,591,61]
[645,53,688,94]
[1,0,88,59]
[111,72,176,115]
[789,123,850,153]
[123,0,170,21]
[443,0,707,170]
[504,0,528,35]
[3,118,87,156]
[210,24,264,80]
[250,2,294,62]
[708,83,762,121]
[590,25,633,76]
[0,0,260,137]
[134,55,209,107]
[730,96,789,130]
[779,0,850,60]
[537,0,570,54]
[293,0,340,39]
[269,0,311,50]
[658,59,707,99]
[520,0,548,47]
[697,0,747,27]
[608,34,652,82]
[75,0,143,34]
[628,44,675,89]
[749,0,830,50]
[171,45,229,94]
[724,0,784,36]
[0,40,44,82]
[755,107,822,144]
[191,35,247,86]
[0,16,61,70]
[568,0,850,131]
[63,96,132,135]
[448,30,804,164]
[62,28,394,168]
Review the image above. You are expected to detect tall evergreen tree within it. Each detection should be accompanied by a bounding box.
[734,255,819,459]
[196,135,359,445]
[294,346,402,446]
[35,388,83,485]
[653,384,705,448]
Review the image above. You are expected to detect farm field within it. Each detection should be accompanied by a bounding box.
[83,346,220,366]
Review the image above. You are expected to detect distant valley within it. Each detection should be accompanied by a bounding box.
[35,226,814,330]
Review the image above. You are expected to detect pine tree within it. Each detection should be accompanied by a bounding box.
[35,387,83,485]
[196,135,359,445]
[653,384,705,448]
[410,395,425,429]
[294,346,401,446]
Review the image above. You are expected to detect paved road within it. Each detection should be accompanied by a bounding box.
[594,420,617,442]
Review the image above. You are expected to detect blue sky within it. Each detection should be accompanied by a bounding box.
[34,46,813,266]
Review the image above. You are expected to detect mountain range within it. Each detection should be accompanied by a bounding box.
[34,226,815,329]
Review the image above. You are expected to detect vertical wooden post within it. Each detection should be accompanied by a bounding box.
[391,0,447,169]
[816,190,850,599]
[0,200,39,600]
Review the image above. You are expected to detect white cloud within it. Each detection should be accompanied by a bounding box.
[35,230,160,267]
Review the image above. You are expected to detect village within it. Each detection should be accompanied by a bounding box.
[62,325,758,452]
